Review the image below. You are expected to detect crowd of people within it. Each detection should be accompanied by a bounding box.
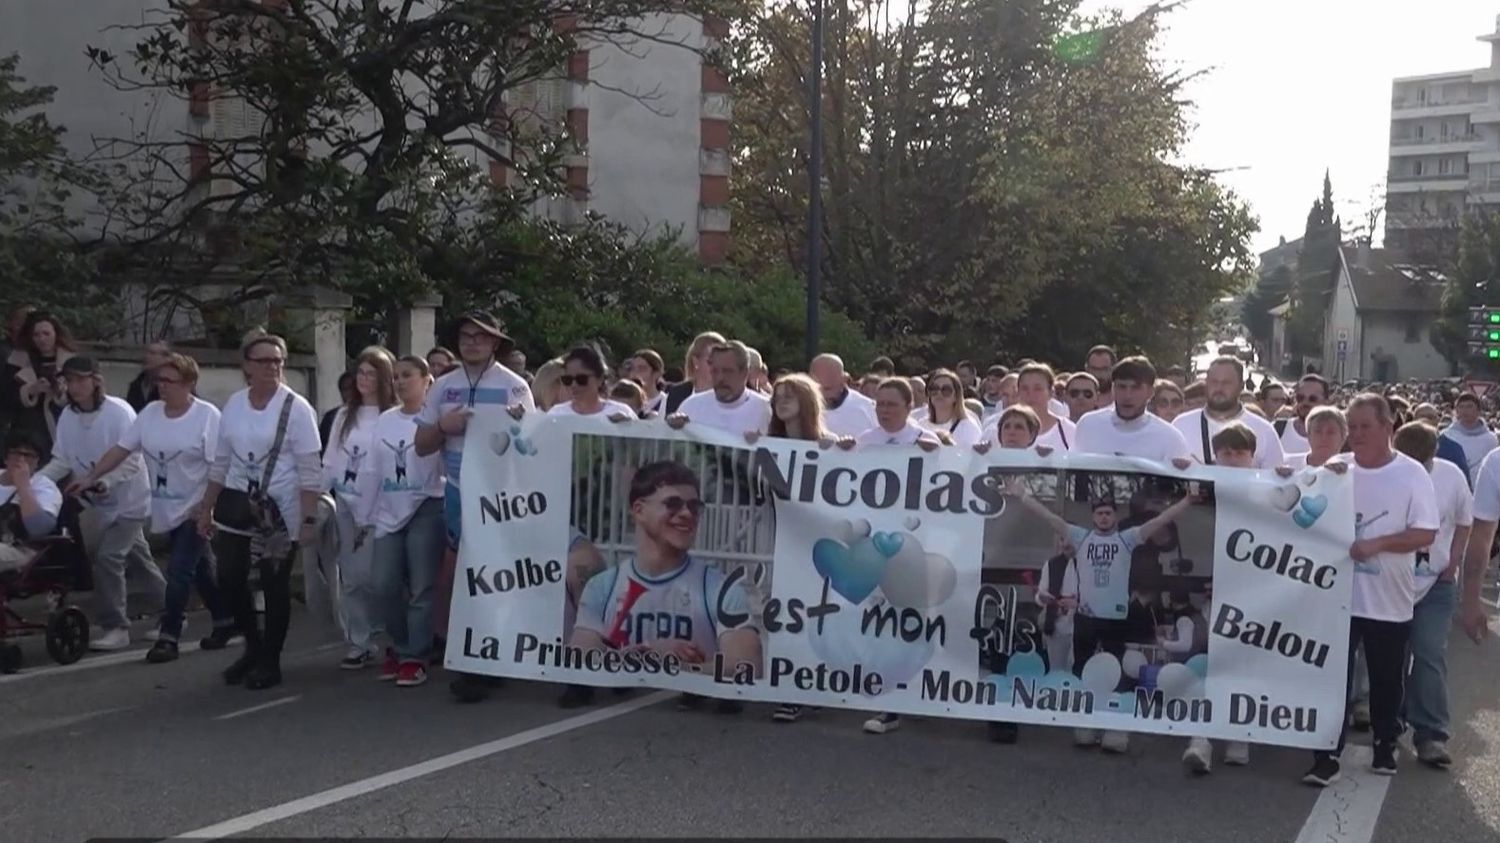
[1,303,1496,791]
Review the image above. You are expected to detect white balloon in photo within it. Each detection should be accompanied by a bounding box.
[1080,652,1122,696]
[878,536,957,610]
[902,514,922,531]
[850,518,872,539]
[1262,484,1301,513]
[1155,663,1196,698]
[832,520,855,544]
[1120,648,1148,681]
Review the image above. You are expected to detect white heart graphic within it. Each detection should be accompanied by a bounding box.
[1301,472,1318,487]
[902,515,921,531]
[490,431,511,456]
[850,518,872,539]
[1265,484,1301,513]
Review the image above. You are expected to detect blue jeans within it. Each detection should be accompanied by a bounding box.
[160,521,231,640]
[1405,579,1457,744]
[372,498,445,661]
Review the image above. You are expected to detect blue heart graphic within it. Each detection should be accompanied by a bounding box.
[813,538,890,604]
[1292,508,1317,529]
[871,531,904,558]
[1300,494,1327,519]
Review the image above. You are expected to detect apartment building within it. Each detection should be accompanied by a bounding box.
[1385,14,1500,256]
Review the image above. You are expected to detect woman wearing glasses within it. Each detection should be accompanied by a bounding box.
[1150,380,1186,423]
[919,369,981,447]
[197,334,323,690]
[543,347,636,419]
[73,353,236,663]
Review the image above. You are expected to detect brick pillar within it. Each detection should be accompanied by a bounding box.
[699,15,732,265]
[560,16,589,223]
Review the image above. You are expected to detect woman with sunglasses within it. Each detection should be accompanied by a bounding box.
[919,369,981,447]
[1150,380,1186,423]
[536,347,635,419]
[76,353,236,662]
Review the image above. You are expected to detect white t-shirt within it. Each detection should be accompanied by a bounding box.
[1278,418,1310,455]
[574,555,752,656]
[0,474,63,528]
[643,391,667,417]
[1414,459,1473,601]
[678,388,772,435]
[119,398,220,533]
[920,414,982,448]
[821,388,877,437]
[1074,407,1191,463]
[1346,452,1441,622]
[1036,416,1076,451]
[218,384,322,531]
[857,421,938,447]
[1172,407,1286,470]
[418,362,534,487]
[54,396,150,525]
[548,399,637,419]
[1049,398,1069,419]
[1065,525,1142,621]
[1472,448,1500,523]
[323,405,381,506]
[358,406,445,536]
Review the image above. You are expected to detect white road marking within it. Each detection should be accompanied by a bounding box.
[173,690,672,839]
[213,695,302,721]
[1292,746,1392,843]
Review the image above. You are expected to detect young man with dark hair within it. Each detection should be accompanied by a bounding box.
[1441,392,1496,485]
[979,365,1009,420]
[1075,357,1192,464]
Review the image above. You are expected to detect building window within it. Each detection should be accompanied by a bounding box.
[1439,157,1451,174]
[1413,160,1423,176]
[1406,317,1422,343]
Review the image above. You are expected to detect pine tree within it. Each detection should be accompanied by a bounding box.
[1287,171,1342,358]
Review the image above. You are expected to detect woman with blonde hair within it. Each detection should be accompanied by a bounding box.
[326,346,397,670]
[530,358,568,411]
[748,373,836,445]
[664,331,728,414]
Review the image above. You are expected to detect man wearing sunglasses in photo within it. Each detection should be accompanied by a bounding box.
[1275,373,1330,456]
[569,461,760,700]
[414,311,534,704]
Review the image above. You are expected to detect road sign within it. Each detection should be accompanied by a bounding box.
[1466,380,1496,398]
[1336,339,1348,352]
[1336,347,1347,361]
[1336,328,1349,343]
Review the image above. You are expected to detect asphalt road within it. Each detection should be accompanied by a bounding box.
[1,600,1497,842]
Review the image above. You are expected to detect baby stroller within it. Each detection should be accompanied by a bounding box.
[0,497,93,673]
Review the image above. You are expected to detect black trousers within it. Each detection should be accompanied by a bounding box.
[1073,615,1130,684]
[213,531,294,662]
[1318,616,1410,759]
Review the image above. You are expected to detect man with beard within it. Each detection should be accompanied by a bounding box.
[1084,345,1117,411]
[1276,374,1329,455]
[1172,356,1285,469]
[1075,357,1191,463]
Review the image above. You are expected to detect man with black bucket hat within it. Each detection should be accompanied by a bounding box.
[414,311,534,703]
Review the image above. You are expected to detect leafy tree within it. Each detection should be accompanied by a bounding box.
[1433,210,1500,370]
[1286,171,1340,357]
[728,0,1255,369]
[0,53,116,334]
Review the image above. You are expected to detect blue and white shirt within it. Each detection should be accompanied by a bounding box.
[417,362,533,487]
[574,555,752,657]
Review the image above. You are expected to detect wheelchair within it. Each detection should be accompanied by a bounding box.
[0,498,93,673]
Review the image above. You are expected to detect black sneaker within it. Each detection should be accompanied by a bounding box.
[223,651,257,686]
[1372,742,1398,776]
[246,661,282,691]
[558,684,595,709]
[199,627,239,651]
[450,674,491,704]
[771,704,804,723]
[676,693,703,711]
[145,640,179,664]
[1302,755,1342,787]
[988,721,1020,744]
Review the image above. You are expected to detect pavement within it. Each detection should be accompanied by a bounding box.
[0,599,1497,842]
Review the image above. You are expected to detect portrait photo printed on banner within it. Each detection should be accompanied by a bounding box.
[560,432,769,688]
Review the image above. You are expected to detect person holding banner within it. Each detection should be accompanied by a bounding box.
[1002,475,1198,755]
[1282,406,1346,470]
[533,346,636,420]
[1014,364,1074,451]
[1303,394,1438,787]
[918,369,981,448]
[809,354,876,437]
[1172,357,1284,470]
[569,460,760,711]
[669,342,772,436]
[1074,357,1192,463]
[413,311,534,704]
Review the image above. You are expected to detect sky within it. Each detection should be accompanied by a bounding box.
[1076,0,1497,254]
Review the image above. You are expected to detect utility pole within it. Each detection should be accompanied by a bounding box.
[804,0,824,365]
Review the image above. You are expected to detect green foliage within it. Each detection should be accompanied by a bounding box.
[1243,263,1291,345]
[728,0,1256,370]
[1286,172,1341,357]
[1433,210,1500,369]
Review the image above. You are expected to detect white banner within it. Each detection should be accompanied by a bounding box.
[448,413,1354,749]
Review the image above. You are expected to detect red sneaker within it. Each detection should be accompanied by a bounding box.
[396,661,428,688]
[377,651,400,682]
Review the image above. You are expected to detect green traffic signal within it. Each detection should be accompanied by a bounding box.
[1489,313,1500,324]
[1489,348,1500,360]
[1488,330,1500,341]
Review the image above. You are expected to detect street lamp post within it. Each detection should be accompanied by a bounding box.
[804,0,824,365]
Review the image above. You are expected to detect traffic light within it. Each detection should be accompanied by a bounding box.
[1469,307,1500,360]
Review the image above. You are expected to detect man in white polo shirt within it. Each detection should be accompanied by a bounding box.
[1172,356,1285,470]
[672,341,772,435]
[810,353,876,437]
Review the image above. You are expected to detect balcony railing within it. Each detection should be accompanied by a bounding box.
[1392,97,1484,110]
[1390,133,1481,147]
[1388,172,1470,183]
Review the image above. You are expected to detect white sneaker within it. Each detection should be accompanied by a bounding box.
[1182,737,1213,774]
[90,627,131,652]
[1101,730,1130,754]
[1225,741,1251,766]
[1073,728,1101,747]
[144,619,183,643]
[863,712,901,734]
